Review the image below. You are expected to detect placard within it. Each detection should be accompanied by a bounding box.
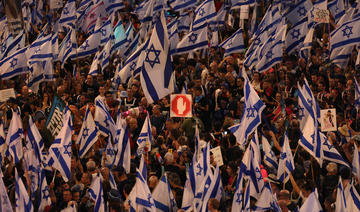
[320,109,337,132]
[210,146,224,167]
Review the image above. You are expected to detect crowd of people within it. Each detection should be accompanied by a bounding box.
[0,0,360,211]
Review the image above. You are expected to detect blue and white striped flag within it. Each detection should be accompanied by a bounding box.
[262,134,278,171]
[0,121,6,165]
[113,19,127,54]
[152,174,178,212]
[0,47,28,80]
[94,99,116,140]
[0,168,12,212]
[277,131,294,183]
[100,38,113,71]
[209,4,227,30]
[253,182,281,212]
[229,70,265,146]
[89,51,101,76]
[219,28,245,56]
[114,114,131,173]
[137,113,152,155]
[104,0,124,14]
[38,169,51,211]
[5,110,24,164]
[192,0,216,31]
[330,16,360,53]
[77,105,99,158]
[104,136,116,168]
[330,45,352,67]
[353,144,360,180]
[89,173,105,212]
[99,17,112,46]
[138,11,174,103]
[336,177,347,212]
[182,174,195,211]
[285,0,313,24]
[76,18,102,58]
[130,169,156,212]
[231,0,255,9]
[59,0,76,29]
[320,132,349,167]
[169,0,196,12]
[28,33,58,64]
[328,0,345,23]
[15,168,34,212]
[48,108,72,182]
[168,18,179,54]
[231,174,244,212]
[178,12,193,32]
[175,27,208,55]
[285,17,308,54]
[347,180,360,211]
[109,171,118,191]
[299,189,323,212]
[0,31,25,61]
[57,29,76,66]
[124,32,140,58]
[355,78,360,112]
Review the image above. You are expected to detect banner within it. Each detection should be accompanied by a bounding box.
[46,96,66,137]
[3,0,24,36]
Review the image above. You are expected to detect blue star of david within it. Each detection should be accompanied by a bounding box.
[265,51,273,59]
[280,152,287,160]
[298,106,305,120]
[236,191,243,204]
[147,194,154,206]
[35,48,41,54]
[10,58,17,68]
[323,138,333,150]
[82,127,89,139]
[81,40,90,50]
[188,33,198,44]
[269,151,275,158]
[145,44,161,68]
[307,98,313,107]
[130,62,137,71]
[107,148,114,156]
[42,186,50,199]
[335,6,339,13]
[66,40,72,49]
[246,107,256,118]
[198,8,205,17]
[342,25,353,39]
[104,116,110,128]
[196,163,203,176]
[311,133,315,144]
[297,6,306,16]
[255,167,263,181]
[101,28,107,36]
[291,29,300,40]
[63,7,69,15]
[63,143,71,157]
[1,45,6,53]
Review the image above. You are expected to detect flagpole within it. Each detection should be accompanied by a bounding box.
[283,161,286,190]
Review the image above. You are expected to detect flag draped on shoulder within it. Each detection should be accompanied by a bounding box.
[138,11,174,104]
[77,105,98,158]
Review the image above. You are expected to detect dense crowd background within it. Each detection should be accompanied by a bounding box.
[0,0,360,211]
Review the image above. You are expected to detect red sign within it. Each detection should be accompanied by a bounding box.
[170,94,192,117]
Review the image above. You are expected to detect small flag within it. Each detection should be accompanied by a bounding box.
[88,173,105,212]
[277,131,295,183]
[77,105,99,158]
[219,28,245,56]
[175,27,208,55]
[59,0,76,29]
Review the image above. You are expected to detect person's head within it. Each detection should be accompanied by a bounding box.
[129,118,138,131]
[81,172,92,186]
[148,175,159,192]
[72,191,80,202]
[208,198,220,211]
[86,75,94,85]
[99,86,106,96]
[63,189,72,202]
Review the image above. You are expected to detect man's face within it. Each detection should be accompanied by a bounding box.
[72,191,80,202]
[63,190,72,202]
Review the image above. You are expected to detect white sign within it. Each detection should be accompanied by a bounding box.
[320,109,337,132]
[240,5,249,20]
[210,146,224,167]
[0,88,16,102]
[170,94,192,118]
[312,8,330,23]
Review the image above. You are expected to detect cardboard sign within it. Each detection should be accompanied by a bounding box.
[0,88,16,102]
[312,8,330,23]
[320,109,337,132]
[210,146,224,167]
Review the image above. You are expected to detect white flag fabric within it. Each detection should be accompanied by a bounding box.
[114,114,131,173]
[175,27,208,55]
[353,144,360,180]
[299,189,323,212]
[94,99,116,140]
[336,177,347,212]
[262,135,278,170]
[137,113,152,155]
[192,0,216,31]
[152,174,178,212]
[59,0,76,29]
[0,47,28,80]
[277,132,295,183]
[76,19,101,58]
[15,168,34,212]
[88,173,105,212]
[77,105,99,158]
[38,170,51,212]
[0,169,12,212]
[5,110,24,164]
[219,28,245,56]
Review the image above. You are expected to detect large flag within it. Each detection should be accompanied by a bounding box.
[94,99,116,141]
[219,28,245,56]
[330,45,352,67]
[355,78,360,112]
[231,0,255,9]
[192,0,216,31]
[15,168,34,212]
[168,18,179,53]
[76,19,101,58]
[346,180,360,211]
[99,38,113,71]
[175,27,208,55]
[137,113,152,155]
[262,135,278,170]
[336,177,347,212]
[0,168,12,212]
[103,136,116,168]
[231,175,244,212]
[277,132,295,183]
[77,105,99,158]
[320,132,349,167]
[38,169,51,211]
[48,108,72,182]
[229,70,265,146]
[28,33,57,64]
[88,173,105,212]
[0,31,25,60]
[89,51,101,76]
[0,47,28,79]
[114,114,131,173]
[328,0,345,23]
[59,0,76,29]
[285,17,308,54]
[285,0,313,24]
[330,16,360,52]
[152,174,178,212]
[57,29,76,66]
[99,16,112,46]
[5,110,24,163]
[169,0,196,12]
[299,189,323,212]
[138,11,174,104]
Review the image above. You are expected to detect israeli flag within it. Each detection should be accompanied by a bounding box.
[89,51,101,76]
[169,0,196,12]
[253,182,281,212]
[355,78,360,112]
[347,180,360,211]
[109,171,118,191]
[231,174,244,212]
[0,47,28,80]
[330,16,360,52]
[77,105,99,158]
[15,168,34,212]
[114,114,131,173]
[231,0,255,9]
[76,18,102,58]
[48,108,73,182]
[175,27,208,55]
[5,110,24,164]
[209,4,227,30]
[137,113,152,155]
[178,12,193,32]
[285,0,313,25]
[28,33,58,64]
[152,174,178,212]
[328,0,345,23]
[59,0,76,29]
[94,99,116,141]
[219,28,245,56]
[0,168,12,212]
[320,132,349,167]
[104,0,124,14]
[277,131,295,183]
[124,32,140,58]
[299,189,323,212]
[38,169,51,212]
[336,177,347,212]
[138,11,174,104]
[103,136,116,168]
[0,31,25,61]
[168,18,179,54]
[88,173,105,212]
[57,29,76,66]
[253,5,282,39]
[285,17,308,54]
[330,45,352,67]
[353,144,360,180]
[0,121,5,165]
[132,169,157,212]
[229,70,265,146]
[243,180,251,211]
[192,0,216,31]
[182,174,195,211]
[100,38,113,71]
[113,20,127,53]
[99,17,112,46]
[262,135,278,171]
